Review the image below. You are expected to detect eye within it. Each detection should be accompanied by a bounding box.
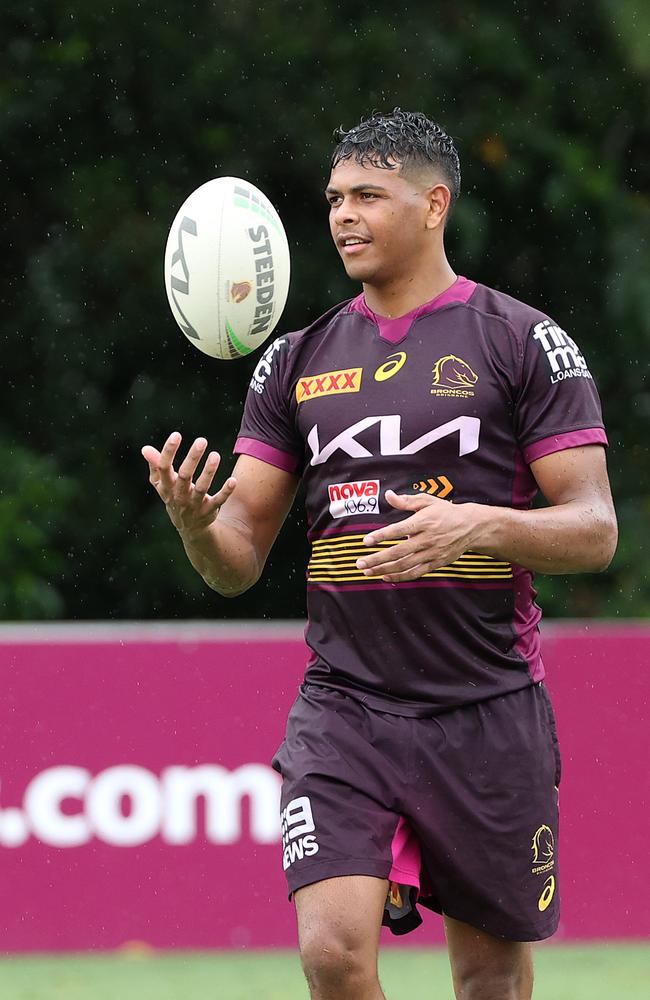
[327,195,342,206]
[360,192,378,200]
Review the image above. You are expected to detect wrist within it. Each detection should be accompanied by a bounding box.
[465,503,506,555]
[178,520,218,551]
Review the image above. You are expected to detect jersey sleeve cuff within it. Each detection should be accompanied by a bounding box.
[233,436,300,473]
[522,428,608,464]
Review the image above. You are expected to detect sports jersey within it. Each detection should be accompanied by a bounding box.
[234,276,607,715]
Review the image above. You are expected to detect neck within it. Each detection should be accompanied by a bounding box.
[362,254,457,318]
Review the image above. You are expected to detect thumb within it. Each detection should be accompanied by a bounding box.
[141,445,161,465]
[384,490,437,512]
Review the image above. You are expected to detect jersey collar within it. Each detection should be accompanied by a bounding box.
[347,275,477,345]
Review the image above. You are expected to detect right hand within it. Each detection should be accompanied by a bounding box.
[141,432,237,542]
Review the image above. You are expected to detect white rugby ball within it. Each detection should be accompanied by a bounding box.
[164,176,290,360]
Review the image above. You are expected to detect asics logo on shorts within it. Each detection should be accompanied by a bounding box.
[281,796,320,870]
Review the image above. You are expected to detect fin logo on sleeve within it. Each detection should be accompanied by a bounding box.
[532,321,593,384]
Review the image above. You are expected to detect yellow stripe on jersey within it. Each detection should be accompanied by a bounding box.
[307,532,513,584]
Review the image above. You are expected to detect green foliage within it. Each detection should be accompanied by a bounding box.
[1,0,648,620]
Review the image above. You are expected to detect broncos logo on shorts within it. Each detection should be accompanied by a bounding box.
[531,824,555,866]
[431,354,478,390]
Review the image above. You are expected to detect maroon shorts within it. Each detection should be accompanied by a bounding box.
[272,681,561,942]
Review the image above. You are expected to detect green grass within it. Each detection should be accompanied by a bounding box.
[0,945,648,999]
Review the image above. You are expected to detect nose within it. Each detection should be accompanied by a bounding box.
[333,197,359,227]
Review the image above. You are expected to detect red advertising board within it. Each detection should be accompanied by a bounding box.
[0,622,648,951]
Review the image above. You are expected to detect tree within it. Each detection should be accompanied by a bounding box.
[1,0,648,619]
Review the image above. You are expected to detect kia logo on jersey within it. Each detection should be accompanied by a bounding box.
[308,415,481,466]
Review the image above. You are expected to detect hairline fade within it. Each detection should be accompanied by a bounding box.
[331,108,461,208]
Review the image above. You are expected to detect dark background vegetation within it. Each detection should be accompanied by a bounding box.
[2,0,649,621]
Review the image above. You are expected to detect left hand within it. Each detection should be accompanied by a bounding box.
[355,491,480,582]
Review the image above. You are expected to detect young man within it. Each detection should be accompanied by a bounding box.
[142,110,617,1000]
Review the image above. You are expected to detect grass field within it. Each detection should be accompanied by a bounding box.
[1,945,649,999]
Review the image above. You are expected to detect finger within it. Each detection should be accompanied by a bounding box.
[141,445,161,466]
[358,547,429,578]
[141,445,161,482]
[363,520,411,546]
[380,562,432,583]
[175,437,208,495]
[357,538,420,571]
[158,432,182,471]
[192,451,223,499]
[385,490,437,512]
[204,475,238,511]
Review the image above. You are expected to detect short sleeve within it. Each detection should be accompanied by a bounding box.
[514,317,608,465]
[233,337,302,473]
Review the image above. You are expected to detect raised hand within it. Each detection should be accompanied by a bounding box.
[141,432,237,542]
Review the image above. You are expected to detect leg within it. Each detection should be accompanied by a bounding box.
[444,915,534,1000]
[295,874,388,1000]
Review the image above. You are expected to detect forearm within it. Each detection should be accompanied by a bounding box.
[180,515,261,597]
[469,499,618,574]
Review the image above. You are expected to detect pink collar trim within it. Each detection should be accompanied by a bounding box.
[347,276,477,345]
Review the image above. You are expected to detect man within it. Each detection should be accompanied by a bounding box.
[142,110,617,1000]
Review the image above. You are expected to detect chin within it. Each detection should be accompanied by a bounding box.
[342,259,380,284]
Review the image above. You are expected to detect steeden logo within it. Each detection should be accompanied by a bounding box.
[296,368,362,404]
[431,355,478,398]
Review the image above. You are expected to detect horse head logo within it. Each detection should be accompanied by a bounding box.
[231,281,252,304]
[432,355,479,390]
[531,825,555,866]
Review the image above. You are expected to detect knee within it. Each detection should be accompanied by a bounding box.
[300,931,376,994]
[454,962,533,1000]
[453,968,532,1000]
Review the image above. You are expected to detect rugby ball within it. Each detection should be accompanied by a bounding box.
[164,177,290,360]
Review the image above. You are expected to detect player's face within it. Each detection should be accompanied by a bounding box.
[326,158,437,287]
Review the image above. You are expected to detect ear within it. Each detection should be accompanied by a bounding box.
[425,183,451,230]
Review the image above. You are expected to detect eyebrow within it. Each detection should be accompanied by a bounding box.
[324,183,389,195]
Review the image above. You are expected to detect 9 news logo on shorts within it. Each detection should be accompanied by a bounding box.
[0,763,281,849]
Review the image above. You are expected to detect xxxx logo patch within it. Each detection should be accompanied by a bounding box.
[296,368,362,404]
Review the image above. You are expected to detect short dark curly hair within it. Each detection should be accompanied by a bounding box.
[332,108,461,207]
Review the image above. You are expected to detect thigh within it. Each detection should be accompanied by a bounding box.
[273,685,406,897]
[410,683,561,941]
[444,915,533,999]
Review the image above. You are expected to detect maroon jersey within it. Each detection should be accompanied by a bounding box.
[234,277,607,715]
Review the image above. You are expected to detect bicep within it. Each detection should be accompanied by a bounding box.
[217,454,299,565]
[530,445,615,510]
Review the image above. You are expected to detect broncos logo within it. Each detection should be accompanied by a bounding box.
[531,824,555,866]
[431,354,478,390]
[231,281,252,304]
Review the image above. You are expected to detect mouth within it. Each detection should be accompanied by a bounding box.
[337,233,372,255]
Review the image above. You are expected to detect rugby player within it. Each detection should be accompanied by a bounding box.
[142,110,618,1000]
